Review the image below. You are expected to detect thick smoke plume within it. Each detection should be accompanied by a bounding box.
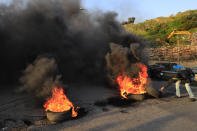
[105,43,148,86]
[18,56,62,98]
[0,0,148,85]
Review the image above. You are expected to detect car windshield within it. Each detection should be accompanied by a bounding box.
[155,63,177,71]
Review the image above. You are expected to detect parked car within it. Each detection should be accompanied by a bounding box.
[191,67,197,81]
[191,67,197,74]
[148,62,186,80]
[148,64,165,79]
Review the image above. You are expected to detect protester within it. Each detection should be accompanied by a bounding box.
[160,65,195,102]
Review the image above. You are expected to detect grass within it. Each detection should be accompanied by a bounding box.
[189,28,197,33]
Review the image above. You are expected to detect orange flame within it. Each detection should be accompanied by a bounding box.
[116,63,148,99]
[43,87,78,117]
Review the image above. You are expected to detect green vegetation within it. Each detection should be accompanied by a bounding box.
[124,10,197,47]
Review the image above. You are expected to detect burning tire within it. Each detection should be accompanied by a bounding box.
[44,87,78,123]
[145,86,160,98]
[46,109,72,123]
[127,94,145,101]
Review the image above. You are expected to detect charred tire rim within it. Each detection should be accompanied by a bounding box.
[127,94,145,101]
[46,108,72,123]
[145,86,160,98]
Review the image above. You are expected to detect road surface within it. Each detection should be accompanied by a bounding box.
[0,80,197,131]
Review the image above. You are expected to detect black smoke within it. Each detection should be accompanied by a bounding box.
[18,56,62,98]
[105,43,148,86]
[0,0,148,85]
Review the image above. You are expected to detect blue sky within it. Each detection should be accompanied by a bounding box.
[82,0,197,22]
[0,0,196,22]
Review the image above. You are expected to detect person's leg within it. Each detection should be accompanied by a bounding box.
[185,83,195,98]
[175,80,181,97]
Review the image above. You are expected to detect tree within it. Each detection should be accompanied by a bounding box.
[128,17,135,24]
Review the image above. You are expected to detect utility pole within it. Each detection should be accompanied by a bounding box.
[177,36,180,64]
[168,30,191,64]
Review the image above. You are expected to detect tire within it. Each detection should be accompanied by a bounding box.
[46,108,72,123]
[127,94,145,101]
[145,86,161,98]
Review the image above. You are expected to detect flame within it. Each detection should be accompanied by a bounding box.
[44,87,78,117]
[116,63,148,99]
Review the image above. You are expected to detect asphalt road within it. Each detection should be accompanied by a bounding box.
[1,80,197,131]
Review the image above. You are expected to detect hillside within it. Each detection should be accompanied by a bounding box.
[124,10,197,47]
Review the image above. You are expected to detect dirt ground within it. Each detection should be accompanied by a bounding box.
[1,80,197,131]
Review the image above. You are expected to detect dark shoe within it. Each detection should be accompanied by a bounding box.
[190,98,196,102]
[174,96,181,98]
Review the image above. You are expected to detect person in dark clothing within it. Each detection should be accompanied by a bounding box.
[160,66,195,102]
